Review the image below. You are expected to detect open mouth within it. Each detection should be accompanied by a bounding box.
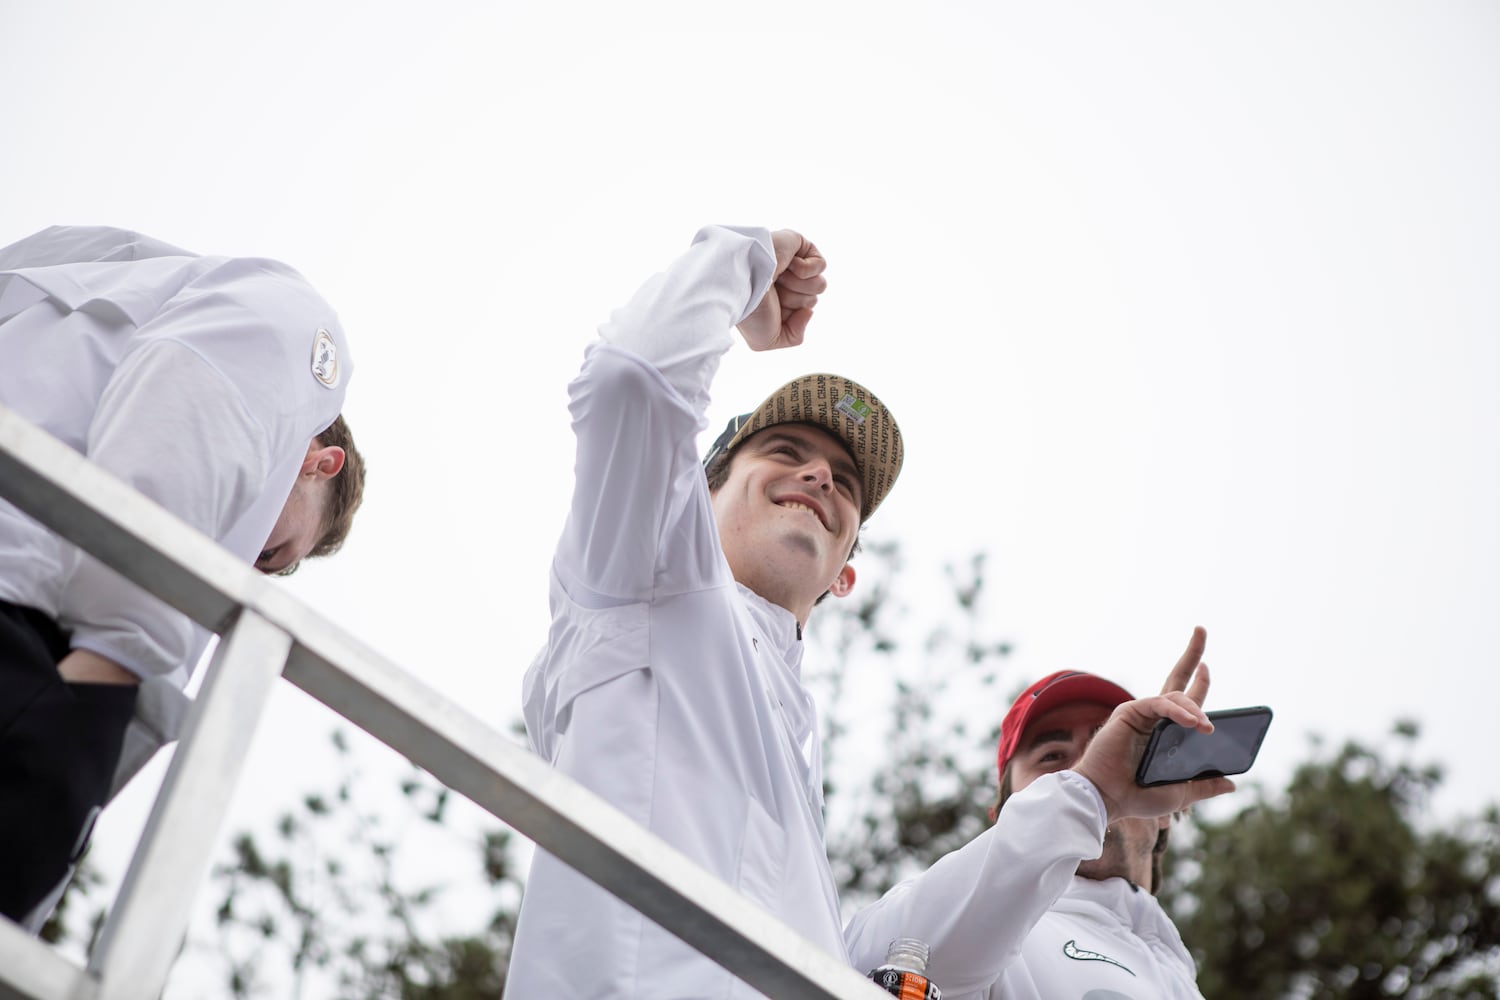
[776,498,828,530]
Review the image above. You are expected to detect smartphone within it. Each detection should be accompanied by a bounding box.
[1135,706,1273,787]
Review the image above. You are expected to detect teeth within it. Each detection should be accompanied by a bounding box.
[778,501,823,526]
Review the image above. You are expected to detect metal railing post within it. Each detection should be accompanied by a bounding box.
[86,610,292,1000]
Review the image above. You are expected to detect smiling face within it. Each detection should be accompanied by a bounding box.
[709,423,862,624]
[1007,701,1166,888]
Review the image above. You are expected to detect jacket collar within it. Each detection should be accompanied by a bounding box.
[1056,876,1197,971]
[737,583,804,668]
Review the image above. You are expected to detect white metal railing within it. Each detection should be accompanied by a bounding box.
[0,403,885,1000]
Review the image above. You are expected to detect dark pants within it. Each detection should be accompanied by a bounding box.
[0,601,136,921]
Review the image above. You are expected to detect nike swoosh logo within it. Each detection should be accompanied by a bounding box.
[1062,939,1136,977]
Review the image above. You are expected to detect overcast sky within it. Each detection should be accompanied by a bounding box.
[4,2,1497,992]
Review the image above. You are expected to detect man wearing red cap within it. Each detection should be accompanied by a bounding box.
[846,637,1213,998]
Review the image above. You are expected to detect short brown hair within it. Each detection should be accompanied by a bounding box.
[988,763,1015,823]
[308,413,365,559]
[704,446,735,494]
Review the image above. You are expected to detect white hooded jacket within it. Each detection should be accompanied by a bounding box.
[508,227,1118,998]
[0,225,351,767]
[980,875,1203,999]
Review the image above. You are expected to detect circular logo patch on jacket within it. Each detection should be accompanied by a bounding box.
[311,329,340,388]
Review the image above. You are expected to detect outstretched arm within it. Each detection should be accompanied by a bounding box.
[844,769,1107,996]
[736,230,827,352]
[564,226,823,605]
[846,628,1234,997]
[595,226,777,411]
[1073,626,1236,823]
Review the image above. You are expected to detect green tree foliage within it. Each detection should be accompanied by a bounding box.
[206,728,522,999]
[182,541,1008,997]
[38,852,105,954]
[811,545,1009,908]
[1159,724,1500,999]
[48,546,1500,997]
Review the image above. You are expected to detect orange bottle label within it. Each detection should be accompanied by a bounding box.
[869,967,940,999]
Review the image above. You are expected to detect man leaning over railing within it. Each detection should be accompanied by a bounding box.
[0,225,366,929]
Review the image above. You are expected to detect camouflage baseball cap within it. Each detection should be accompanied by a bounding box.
[703,373,903,521]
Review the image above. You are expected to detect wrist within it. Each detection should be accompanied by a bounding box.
[58,649,140,685]
[1070,763,1119,824]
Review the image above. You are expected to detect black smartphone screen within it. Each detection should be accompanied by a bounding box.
[1135,706,1273,787]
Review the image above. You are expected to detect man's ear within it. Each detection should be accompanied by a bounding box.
[301,443,346,480]
[828,563,856,599]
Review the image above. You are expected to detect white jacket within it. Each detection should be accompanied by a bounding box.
[510,227,1122,998]
[0,225,351,755]
[510,226,838,999]
[847,825,1202,1000]
[981,876,1203,999]
[844,771,1111,996]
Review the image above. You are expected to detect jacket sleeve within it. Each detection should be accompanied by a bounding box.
[843,771,1108,997]
[56,260,349,679]
[56,338,273,677]
[553,226,775,607]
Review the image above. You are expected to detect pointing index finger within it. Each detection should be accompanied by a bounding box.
[1159,626,1207,696]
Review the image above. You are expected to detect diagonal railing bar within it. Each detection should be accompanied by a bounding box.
[0,918,94,1000]
[0,403,885,1000]
[0,413,254,637]
[274,599,880,999]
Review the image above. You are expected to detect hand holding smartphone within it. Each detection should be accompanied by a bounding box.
[1135,706,1273,787]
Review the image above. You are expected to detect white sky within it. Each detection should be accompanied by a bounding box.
[3,1,1498,991]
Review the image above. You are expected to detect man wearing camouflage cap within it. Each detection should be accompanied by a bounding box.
[509,225,902,996]
[507,226,1230,997]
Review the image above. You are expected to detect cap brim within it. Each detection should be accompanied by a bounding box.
[1025,674,1135,723]
[997,671,1137,778]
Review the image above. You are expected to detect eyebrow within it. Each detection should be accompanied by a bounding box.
[1025,729,1074,752]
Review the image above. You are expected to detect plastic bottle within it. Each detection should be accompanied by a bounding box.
[867,937,941,999]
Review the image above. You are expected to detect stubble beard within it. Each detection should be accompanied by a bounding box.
[1076,823,1152,886]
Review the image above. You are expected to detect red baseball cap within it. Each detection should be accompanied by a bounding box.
[995,670,1135,781]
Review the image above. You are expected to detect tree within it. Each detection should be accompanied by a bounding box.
[38,852,106,954]
[47,545,1500,997]
[1159,722,1500,999]
[812,545,1010,909]
[180,540,1007,997]
[204,728,521,999]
